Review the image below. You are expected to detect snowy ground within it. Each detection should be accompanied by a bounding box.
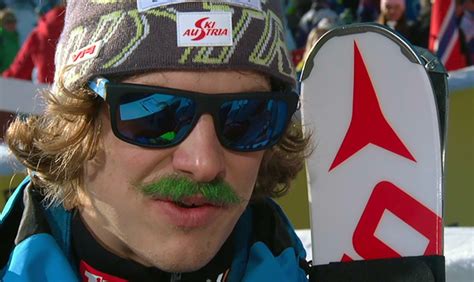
[296,228,474,282]
[0,144,22,175]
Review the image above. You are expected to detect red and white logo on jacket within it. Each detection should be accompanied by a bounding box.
[177,12,233,47]
[80,260,127,282]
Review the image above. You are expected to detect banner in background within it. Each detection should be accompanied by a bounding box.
[429,0,468,71]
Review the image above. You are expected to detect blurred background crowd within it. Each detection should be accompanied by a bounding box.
[0,0,64,84]
[0,0,64,140]
[286,0,474,73]
[0,0,473,84]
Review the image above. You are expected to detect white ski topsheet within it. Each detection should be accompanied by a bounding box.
[300,27,443,265]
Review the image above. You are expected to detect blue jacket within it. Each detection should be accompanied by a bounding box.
[0,178,309,281]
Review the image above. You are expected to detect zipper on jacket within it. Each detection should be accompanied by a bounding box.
[170,273,182,282]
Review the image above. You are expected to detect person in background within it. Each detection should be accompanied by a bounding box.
[410,0,431,48]
[2,0,36,44]
[296,17,337,73]
[2,3,64,83]
[338,0,359,25]
[377,0,414,42]
[459,0,474,65]
[0,10,19,140]
[285,0,314,37]
[358,0,381,22]
[296,0,339,47]
[0,9,19,73]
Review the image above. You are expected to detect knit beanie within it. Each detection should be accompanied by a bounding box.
[0,9,16,26]
[54,0,296,90]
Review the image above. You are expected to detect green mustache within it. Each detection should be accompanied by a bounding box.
[139,175,243,206]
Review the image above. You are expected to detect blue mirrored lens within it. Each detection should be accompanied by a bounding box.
[117,93,195,146]
[219,99,288,150]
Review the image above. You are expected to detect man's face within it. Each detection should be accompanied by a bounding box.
[466,0,474,12]
[383,3,404,22]
[3,19,16,32]
[80,71,270,272]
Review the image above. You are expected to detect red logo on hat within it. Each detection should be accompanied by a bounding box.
[70,41,103,64]
[183,17,229,41]
[73,45,97,63]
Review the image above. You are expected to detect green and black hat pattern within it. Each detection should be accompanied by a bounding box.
[55,0,296,90]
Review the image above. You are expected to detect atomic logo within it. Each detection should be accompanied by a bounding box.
[329,41,416,171]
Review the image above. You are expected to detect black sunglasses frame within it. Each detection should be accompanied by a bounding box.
[91,78,300,152]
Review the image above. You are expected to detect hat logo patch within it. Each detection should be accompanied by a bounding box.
[177,12,233,47]
[184,17,229,41]
[69,40,103,65]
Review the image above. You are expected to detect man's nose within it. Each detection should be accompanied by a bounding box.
[172,114,226,182]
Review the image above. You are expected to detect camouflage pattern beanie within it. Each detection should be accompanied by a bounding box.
[54,0,296,90]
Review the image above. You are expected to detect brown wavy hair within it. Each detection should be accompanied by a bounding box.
[6,75,312,209]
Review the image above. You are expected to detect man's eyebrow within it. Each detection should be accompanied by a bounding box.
[241,79,272,92]
[242,85,272,92]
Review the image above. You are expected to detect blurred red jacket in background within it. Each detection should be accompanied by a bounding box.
[2,6,65,84]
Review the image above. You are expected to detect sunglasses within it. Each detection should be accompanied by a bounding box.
[88,77,299,152]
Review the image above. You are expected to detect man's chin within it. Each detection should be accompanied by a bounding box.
[149,251,215,273]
